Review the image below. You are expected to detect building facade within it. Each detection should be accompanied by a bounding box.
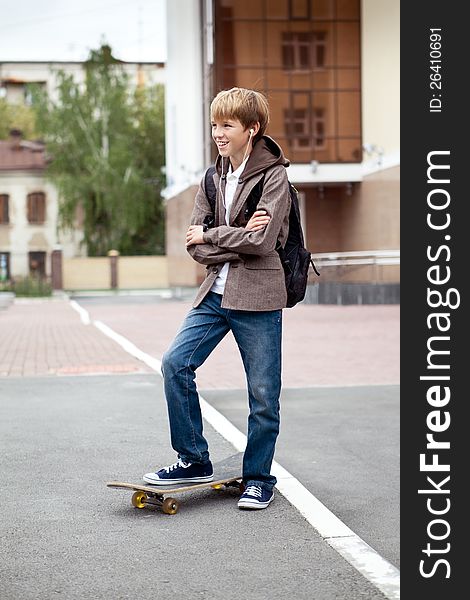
[0,60,165,105]
[0,60,165,282]
[163,0,400,302]
[0,131,84,282]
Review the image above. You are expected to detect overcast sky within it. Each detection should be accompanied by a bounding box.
[0,0,167,63]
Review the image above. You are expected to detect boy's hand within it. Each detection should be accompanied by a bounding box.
[186,225,206,246]
[245,210,271,232]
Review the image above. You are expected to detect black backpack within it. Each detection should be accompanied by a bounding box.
[204,166,319,308]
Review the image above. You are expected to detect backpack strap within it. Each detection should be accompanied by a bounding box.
[204,165,265,222]
[311,258,320,276]
[204,166,217,213]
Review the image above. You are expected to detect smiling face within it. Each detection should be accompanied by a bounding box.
[211,118,255,171]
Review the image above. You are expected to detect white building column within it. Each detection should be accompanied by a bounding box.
[165,0,205,197]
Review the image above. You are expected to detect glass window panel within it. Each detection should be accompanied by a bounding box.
[28,251,46,277]
[290,0,310,19]
[220,67,237,90]
[289,21,310,33]
[337,138,362,162]
[289,147,315,163]
[310,69,335,89]
[336,0,360,20]
[336,68,360,89]
[0,252,10,281]
[337,91,361,136]
[266,22,289,68]
[292,91,310,109]
[216,17,236,66]
[234,68,268,89]
[215,0,362,165]
[312,92,336,136]
[231,22,265,66]
[228,0,264,19]
[290,72,313,89]
[281,29,314,71]
[274,137,291,158]
[27,192,46,223]
[266,91,290,137]
[314,144,336,162]
[0,194,9,223]
[312,23,335,67]
[266,0,288,18]
[299,45,310,68]
[311,0,334,19]
[313,108,326,147]
[267,68,291,89]
[336,22,360,66]
[282,43,295,69]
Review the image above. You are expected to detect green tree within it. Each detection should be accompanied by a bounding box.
[0,98,38,140]
[32,45,166,256]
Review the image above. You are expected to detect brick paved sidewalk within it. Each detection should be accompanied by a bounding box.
[83,299,400,389]
[0,298,150,377]
[0,296,399,386]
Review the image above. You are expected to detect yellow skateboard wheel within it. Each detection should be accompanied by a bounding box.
[131,491,147,509]
[162,497,179,515]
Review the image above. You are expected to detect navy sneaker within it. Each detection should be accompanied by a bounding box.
[238,485,274,510]
[143,458,213,485]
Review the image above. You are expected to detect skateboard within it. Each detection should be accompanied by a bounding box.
[107,452,244,514]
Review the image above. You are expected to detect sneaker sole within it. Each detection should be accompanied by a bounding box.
[237,496,274,510]
[142,475,214,486]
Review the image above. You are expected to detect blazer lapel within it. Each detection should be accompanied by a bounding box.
[228,173,264,225]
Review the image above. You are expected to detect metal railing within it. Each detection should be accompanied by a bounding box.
[311,249,400,267]
[309,250,400,284]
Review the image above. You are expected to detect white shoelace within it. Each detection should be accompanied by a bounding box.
[163,459,189,473]
[244,485,262,498]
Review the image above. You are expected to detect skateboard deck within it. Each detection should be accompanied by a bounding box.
[107,452,244,514]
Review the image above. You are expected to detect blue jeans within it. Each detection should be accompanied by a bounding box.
[161,291,282,490]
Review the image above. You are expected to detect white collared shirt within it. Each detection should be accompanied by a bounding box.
[210,156,249,295]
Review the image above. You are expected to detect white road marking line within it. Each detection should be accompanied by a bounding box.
[70,300,91,325]
[75,301,400,599]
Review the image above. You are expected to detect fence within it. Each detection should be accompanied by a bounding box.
[62,254,168,291]
[306,250,400,304]
[56,249,399,303]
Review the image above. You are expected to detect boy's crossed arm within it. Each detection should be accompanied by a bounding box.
[186,210,270,245]
[187,211,270,265]
[187,166,289,260]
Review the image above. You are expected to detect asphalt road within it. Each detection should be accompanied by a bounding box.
[0,374,391,600]
[203,385,400,568]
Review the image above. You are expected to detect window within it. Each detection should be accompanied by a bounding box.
[284,94,326,150]
[313,32,326,68]
[313,108,326,148]
[24,82,46,105]
[28,251,46,277]
[284,107,310,148]
[0,252,10,281]
[0,194,9,224]
[282,31,326,71]
[27,192,46,224]
[214,0,362,163]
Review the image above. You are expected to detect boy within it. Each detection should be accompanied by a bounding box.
[143,87,291,510]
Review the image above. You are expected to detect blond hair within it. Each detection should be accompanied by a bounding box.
[210,87,270,140]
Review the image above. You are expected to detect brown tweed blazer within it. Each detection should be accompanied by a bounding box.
[187,137,291,311]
